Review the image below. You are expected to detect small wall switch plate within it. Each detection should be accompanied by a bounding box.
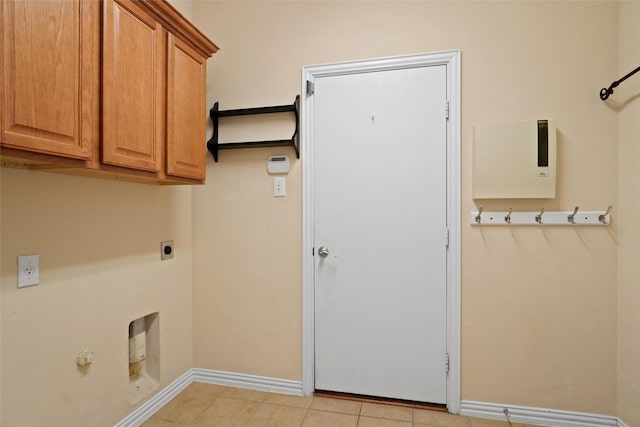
[161,241,174,260]
[17,254,39,288]
[274,177,286,197]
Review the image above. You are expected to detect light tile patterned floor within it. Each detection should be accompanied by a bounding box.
[141,383,539,427]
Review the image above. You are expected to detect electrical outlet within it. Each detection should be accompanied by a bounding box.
[17,254,39,288]
[161,241,174,260]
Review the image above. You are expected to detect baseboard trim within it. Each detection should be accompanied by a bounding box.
[460,400,624,427]
[191,368,304,396]
[113,369,194,427]
[114,369,303,426]
[115,374,631,427]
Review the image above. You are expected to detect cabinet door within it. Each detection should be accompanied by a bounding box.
[166,34,207,181]
[102,0,164,172]
[1,0,99,159]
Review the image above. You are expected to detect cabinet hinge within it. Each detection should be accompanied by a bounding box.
[445,100,450,120]
[445,227,450,248]
[445,353,450,373]
[307,80,315,96]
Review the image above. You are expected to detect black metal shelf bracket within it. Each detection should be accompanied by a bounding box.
[207,95,300,162]
[600,65,640,100]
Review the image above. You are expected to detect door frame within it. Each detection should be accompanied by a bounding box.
[300,50,461,413]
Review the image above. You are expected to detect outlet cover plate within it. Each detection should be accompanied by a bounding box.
[273,177,286,197]
[161,241,174,260]
[18,254,39,288]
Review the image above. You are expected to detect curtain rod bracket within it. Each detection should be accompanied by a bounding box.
[600,65,640,100]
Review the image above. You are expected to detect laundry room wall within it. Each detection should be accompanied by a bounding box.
[191,0,619,417]
[616,1,640,426]
[0,1,197,426]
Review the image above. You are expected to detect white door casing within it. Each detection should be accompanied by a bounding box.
[301,51,461,412]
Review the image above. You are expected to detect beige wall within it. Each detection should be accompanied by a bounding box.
[0,2,196,426]
[0,170,195,426]
[192,0,620,416]
[617,1,640,426]
[2,1,634,426]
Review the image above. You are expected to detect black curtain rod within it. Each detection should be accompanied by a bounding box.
[600,65,640,100]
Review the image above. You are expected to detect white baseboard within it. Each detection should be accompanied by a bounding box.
[114,369,194,427]
[460,400,626,427]
[114,369,304,426]
[116,373,631,427]
[191,368,304,396]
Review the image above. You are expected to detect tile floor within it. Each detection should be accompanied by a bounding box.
[141,383,541,427]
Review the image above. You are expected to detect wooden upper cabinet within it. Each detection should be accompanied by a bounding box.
[1,0,100,160]
[166,34,207,181]
[1,0,218,184]
[102,0,218,182]
[102,0,165,172]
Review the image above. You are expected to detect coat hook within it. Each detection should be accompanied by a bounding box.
[505,207,512,224]
[475,206,483,224]
[535,207,545,224]
[567,206,579,224]
[599,206,613,224]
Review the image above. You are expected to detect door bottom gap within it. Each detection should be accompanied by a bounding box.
[313,390,447,412]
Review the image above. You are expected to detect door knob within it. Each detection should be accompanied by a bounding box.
[318,246,330,258]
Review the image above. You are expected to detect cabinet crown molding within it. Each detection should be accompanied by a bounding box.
[135,0,219,57]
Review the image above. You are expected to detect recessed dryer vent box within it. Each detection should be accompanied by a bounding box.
[473,119,556,199]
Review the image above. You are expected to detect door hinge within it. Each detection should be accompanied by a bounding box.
[445,353,450,373]
[306,80,315,96]
[445,227,450,248]
[445,100,450,120]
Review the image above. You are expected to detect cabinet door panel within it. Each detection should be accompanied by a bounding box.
[166,34,206,181]
[102,0,164,172]
[1,0,98,159]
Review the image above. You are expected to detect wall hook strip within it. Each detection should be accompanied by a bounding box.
[475,206,483,224]
[567,206,579,224]
[599,206,613,224]
[470,208,612,226]
[600,65,640,100]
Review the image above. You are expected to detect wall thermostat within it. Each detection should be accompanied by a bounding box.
[267,155,290,174]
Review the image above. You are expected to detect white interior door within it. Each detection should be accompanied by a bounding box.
[313,64,448,404]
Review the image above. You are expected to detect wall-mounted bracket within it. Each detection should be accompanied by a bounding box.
[207,96,300,162]
[600,65,640,100]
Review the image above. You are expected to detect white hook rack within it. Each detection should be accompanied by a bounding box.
[471,206,612,226]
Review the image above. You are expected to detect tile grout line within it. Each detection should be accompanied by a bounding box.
[299,405,310,427]
[150,385,471,427]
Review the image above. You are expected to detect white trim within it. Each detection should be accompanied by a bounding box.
[114,369,193,427]
[115,369,631,427]
[114,369,304,426]
[444,50,461,415]
[300,51,462,412]
[460,400,623,427]
[301,58,315,397]
[617,418,630,427]
[191,368,304,396]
